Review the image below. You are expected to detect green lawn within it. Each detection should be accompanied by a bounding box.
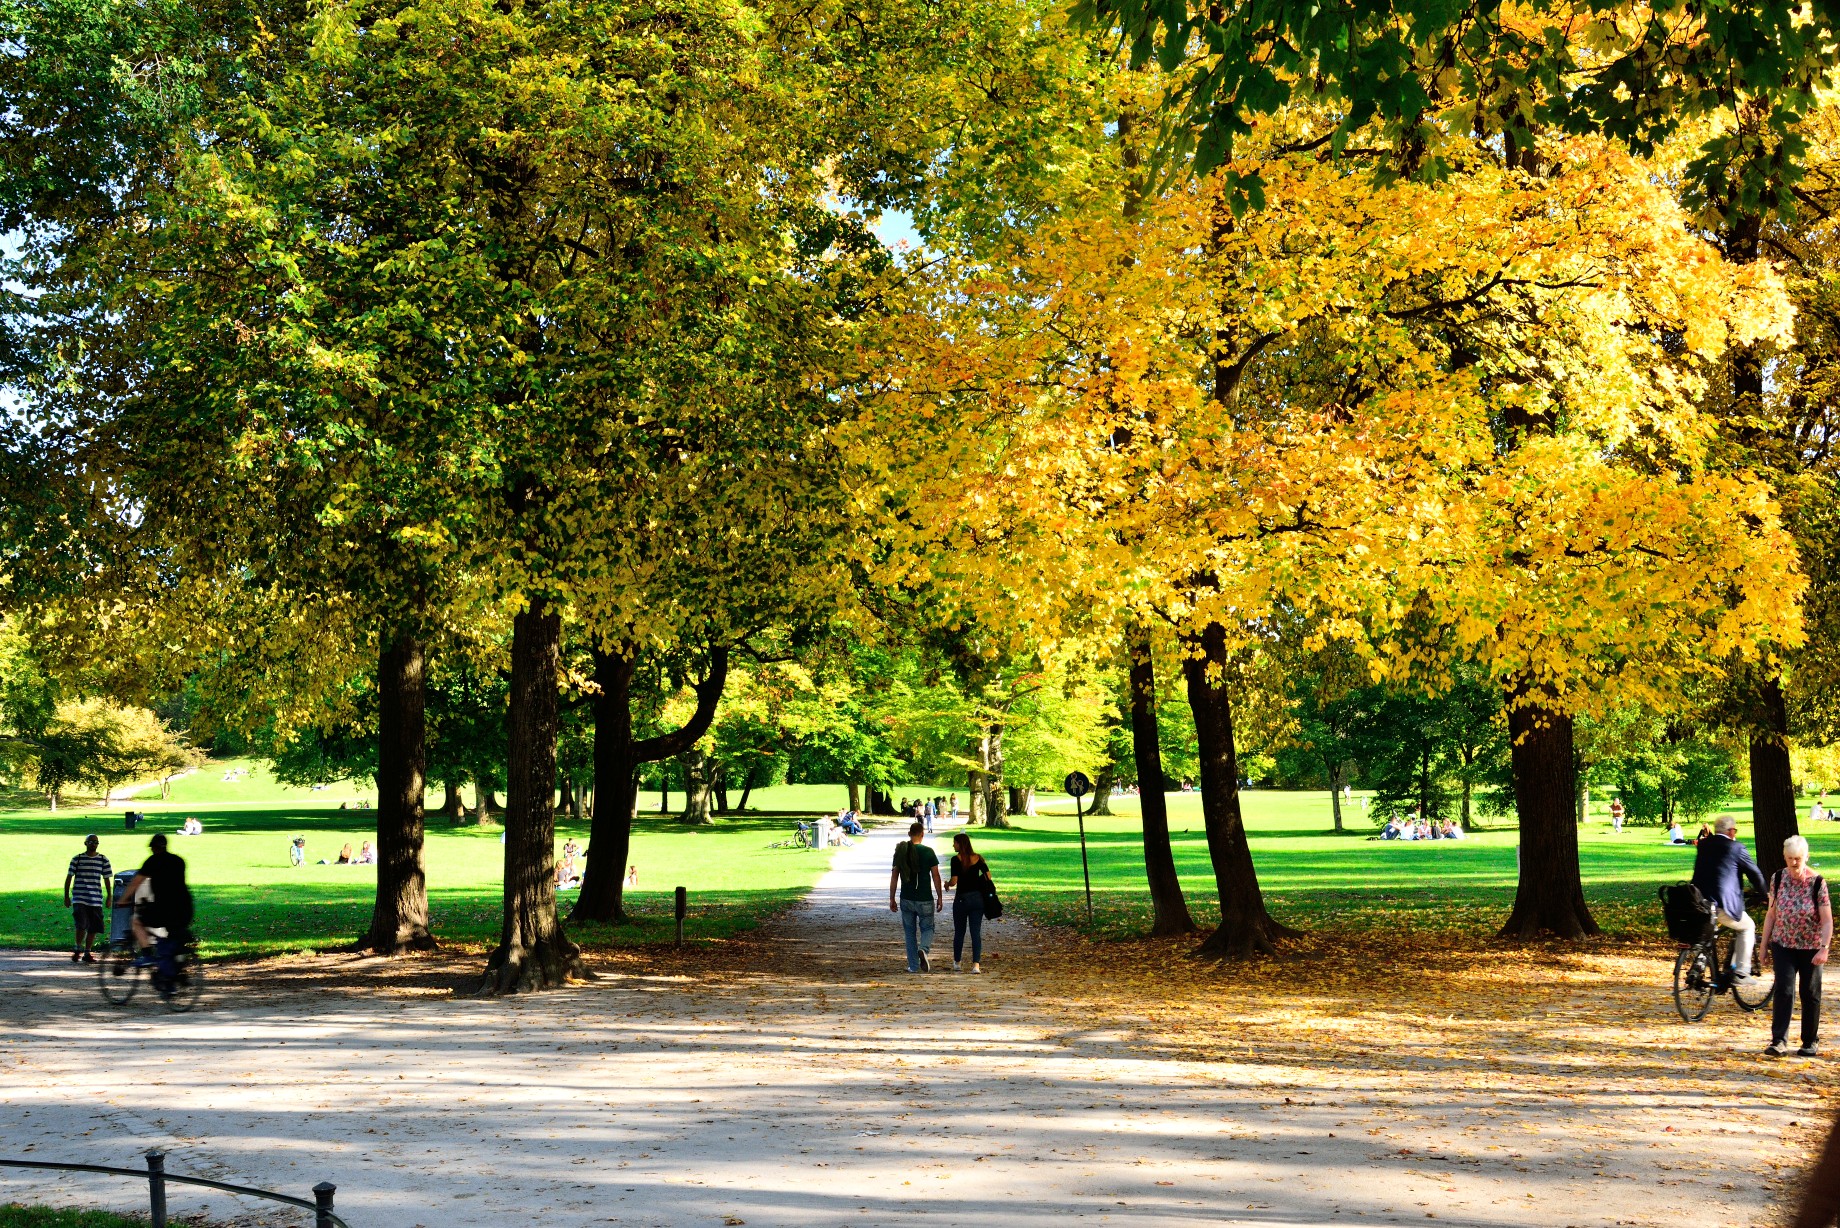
[971,788,1788,940]
[0,1209,152,1227]
[6,761,1805,954]
[0,761,875,957]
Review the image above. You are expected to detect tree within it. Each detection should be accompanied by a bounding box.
[1075,0,1837,206]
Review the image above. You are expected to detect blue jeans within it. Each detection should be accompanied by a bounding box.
[953,893,984,964]
[900,899,935,971]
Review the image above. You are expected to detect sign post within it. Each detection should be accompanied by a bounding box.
[1064,771,1094,925]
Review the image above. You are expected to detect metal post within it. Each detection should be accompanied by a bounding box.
[1076,794,1093,924]
[313,1181,337,1228]
[674,885,687,947]
[145,1151,167,1228]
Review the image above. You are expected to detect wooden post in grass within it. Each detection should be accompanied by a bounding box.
[1065,772,1094,925]
[674,886,687,947]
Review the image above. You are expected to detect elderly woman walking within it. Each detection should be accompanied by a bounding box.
[1761,834,1833,1058]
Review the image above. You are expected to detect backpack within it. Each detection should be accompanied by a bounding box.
[893,842,928,895]
[1658,882,1714,945]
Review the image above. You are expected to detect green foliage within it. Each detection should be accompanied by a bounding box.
[1608,723,1743,827]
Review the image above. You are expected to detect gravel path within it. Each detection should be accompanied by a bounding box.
[0,822,1824,1227]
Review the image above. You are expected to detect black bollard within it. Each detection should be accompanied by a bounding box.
[145,1151,167,1228]
[313,1181,338,1228]
[674,885,687,947]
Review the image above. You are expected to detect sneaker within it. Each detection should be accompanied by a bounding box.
[919,950,931,972]
[69,951,80,963]
[952,961,962,972]
[80,952,95,964]
[1766,1040,1790,1057]
[971,963,983,974]
[1800,1043,1821,1058]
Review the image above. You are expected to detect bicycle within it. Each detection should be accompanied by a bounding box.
[98,934,205,1013]
[1661,884,1771,1022]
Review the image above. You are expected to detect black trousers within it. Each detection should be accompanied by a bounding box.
[1770,943,1823,1046]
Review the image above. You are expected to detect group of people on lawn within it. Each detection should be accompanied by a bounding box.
[1378,816,1465,841]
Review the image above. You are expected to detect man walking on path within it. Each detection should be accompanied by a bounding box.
[63,834,112,964]
[890,821,942,973]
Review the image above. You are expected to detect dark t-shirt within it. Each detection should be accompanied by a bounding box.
[949,854,991,904]
[893,841,940,901]
[138,851,194,930]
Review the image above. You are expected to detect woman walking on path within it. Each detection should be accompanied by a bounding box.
[1761,834,1832,1057]
[946,832,993,974]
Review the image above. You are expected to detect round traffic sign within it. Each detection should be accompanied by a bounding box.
[1063,771,1092,798]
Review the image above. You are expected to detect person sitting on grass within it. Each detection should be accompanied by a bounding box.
[1667,822,1687,845]
[289,836,306,867]
[336,843,354,865]
[355,839,377,865]
[174,816,203,836]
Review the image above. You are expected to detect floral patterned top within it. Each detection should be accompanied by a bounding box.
[1771,870,1831,951]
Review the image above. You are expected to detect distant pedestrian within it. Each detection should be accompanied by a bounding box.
[889,821,942,973]
[1610,799,1625,832]
[945,832,993,973]
[63,835,112,964]
[1762,835,1832,1058]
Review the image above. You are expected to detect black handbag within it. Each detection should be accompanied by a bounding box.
[983,866,1004,921]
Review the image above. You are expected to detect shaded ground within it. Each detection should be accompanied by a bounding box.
[0,823,1827,1227]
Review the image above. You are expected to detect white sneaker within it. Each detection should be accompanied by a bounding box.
[952,960,961,972]
[919,950,930,972]
[971,963,982,974]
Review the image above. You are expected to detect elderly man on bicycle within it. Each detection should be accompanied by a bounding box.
[1692,814,1768,986]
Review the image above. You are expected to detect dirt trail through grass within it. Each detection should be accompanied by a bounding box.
[0,822,1827,1227]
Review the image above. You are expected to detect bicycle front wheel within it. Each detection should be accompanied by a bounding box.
[98,943,142,1006]
[1674,944,1716,1022]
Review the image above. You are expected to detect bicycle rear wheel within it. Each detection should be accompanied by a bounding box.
[98,942,142,1006]
[1734,964,1772,1012]
[161,945,204,1013]
[1674,944,1716,1022]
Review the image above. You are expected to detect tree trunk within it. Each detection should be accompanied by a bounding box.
[1461,758,1475,831]
[847,781,862,813]
[1498,694,1600,939]
[1751,675,1799,880]
[736,763,759,813]
[1008,785,1034,815]
[1575,777,1588,825]
[1328,761,1345,832]
[573,648,641,924]
[572,644,728,921]
[440,781,465,820]
[483,788,503,815]
[982,724,1010,829]
[482,598,583,994]
[1127,622,1195,935]
[679,747,715,825]
[363,633,435,954]
[658,768,669,813]
[1090,760,1115,816]
[713,767,729,815]
[966,768,985,824]
[1182,622,1294,958]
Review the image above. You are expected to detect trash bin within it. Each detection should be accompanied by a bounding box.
[110,870,138,944]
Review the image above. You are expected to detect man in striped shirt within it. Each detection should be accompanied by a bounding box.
[63,834,112,964]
